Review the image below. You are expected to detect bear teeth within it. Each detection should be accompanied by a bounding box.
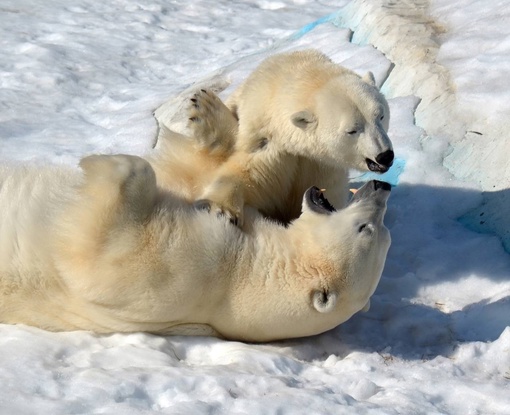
[307,186,336,214]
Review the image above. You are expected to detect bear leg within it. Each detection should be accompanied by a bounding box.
[196,177,245,226]
[79,154,158,223]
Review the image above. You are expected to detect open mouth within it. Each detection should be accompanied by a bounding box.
[306,186,336,214]
[306,181,391,214]
[366,158,390,173]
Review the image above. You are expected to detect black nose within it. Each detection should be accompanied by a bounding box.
[375,150,394,167]
[373,180,391,191]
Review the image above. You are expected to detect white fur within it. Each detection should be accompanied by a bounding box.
[0,155,390,342]
[151,49,393,225]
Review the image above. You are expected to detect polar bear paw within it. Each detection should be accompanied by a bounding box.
[187,89,238,150]
[194,198,243,227]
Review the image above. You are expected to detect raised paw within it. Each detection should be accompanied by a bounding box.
[193,198,243,227]
[186,89,238,150]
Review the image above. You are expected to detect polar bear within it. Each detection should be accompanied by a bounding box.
[152,49,393,225]
[0,155,391,342]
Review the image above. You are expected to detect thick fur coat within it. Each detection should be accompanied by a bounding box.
[151,49,394,226]
[0,155,391,341]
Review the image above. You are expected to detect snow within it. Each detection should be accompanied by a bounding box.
[339,0,510,251]
[1,0,509,413]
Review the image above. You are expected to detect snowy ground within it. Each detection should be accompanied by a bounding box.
[1,0,509,414]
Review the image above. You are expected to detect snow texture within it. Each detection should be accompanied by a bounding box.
[339,0,510,252]
[0,0,509,414]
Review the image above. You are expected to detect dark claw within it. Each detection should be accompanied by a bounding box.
[190,98,197,103]
[212,211,239,226]
[189,117,199,122]
[214,210,238,226]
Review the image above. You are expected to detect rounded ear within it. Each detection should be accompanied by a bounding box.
[362,71,377,87]
[291,110,317,130]
[313,290,338,313]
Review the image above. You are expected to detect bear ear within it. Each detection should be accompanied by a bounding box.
[313,290,338,313]
[362,71,377,87]
[291,110,317,130]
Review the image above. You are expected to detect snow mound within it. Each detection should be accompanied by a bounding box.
[337,0,510,252]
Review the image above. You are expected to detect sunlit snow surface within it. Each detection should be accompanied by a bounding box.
[1,1,509,414]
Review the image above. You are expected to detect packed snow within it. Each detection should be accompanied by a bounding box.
[1,0,509,414]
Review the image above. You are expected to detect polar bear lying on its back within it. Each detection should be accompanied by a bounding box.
[152,49,394,226]
[0,155,391,342]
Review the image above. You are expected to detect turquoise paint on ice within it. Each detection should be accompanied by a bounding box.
[354,158,406,187]
[290,12,341,40]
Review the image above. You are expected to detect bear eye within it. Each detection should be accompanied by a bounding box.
[347,130,357,135]
[380,115,384,121]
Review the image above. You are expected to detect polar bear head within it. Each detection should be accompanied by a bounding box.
[289,72,394,173]
[287,180,390,337]
[299,180,391,313]
[228,180,391,342]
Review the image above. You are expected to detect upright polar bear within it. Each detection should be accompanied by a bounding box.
[152,49,394,225]
[0,155,391,342]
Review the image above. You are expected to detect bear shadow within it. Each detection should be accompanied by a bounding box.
[383,183,510,285]
[152,183,509,363]
[279,183,510,362]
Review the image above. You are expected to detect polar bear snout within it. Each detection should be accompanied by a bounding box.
[376,150,394,168]
[366,149,394,173]
[373,180,391,191]
[350,180,391,205]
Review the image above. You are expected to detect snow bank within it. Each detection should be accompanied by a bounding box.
[337,0,510,252]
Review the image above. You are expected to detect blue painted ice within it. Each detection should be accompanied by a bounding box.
[355,158,406,187]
